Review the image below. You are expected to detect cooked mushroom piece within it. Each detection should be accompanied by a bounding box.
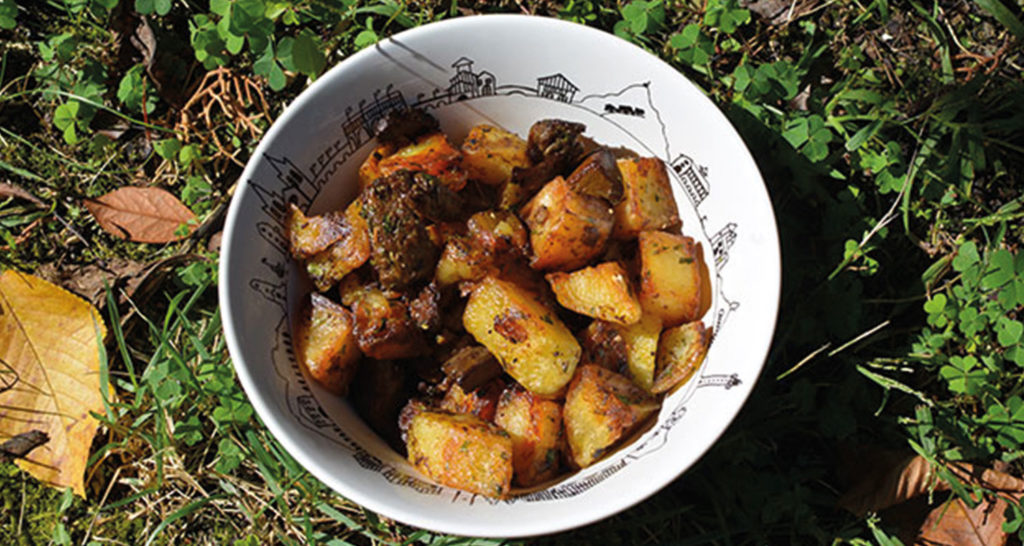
[360,171,443,289]
[441,345,504,392]
[526,119,586,167]
[566,149,624,205]
[499,119,588,209]
[350,359,414,452]
[373,107,441,148]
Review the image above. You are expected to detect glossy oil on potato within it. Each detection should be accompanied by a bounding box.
[653,321,711,394]
[563,365,658,468]
[520,176,613,271]
[406,411,514,498]
[294,293,361,395]
[615,312,663,392]
[378,132,467,190]
[546,261,641,325]
[461,124,531,186]
[463,276,581,396]
[638,230,703,327]
[612,157,681,239]
[287,203,347,259]
[494,387,564,487]
[303,199,371,292]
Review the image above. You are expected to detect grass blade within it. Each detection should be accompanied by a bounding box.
[975,0,1024,41]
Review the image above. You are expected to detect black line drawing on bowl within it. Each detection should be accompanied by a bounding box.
[711,222,738,271]
[243,49,749,504]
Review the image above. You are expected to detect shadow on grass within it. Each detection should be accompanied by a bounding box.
[541,69,1024,542]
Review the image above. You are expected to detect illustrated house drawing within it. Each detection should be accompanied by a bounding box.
[448,57,496,100]
[710,222,738,270]
[670,153,710,207]
[341,107,370,154]
[536,74,579,103]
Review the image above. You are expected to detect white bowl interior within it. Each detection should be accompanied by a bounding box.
[220,14,780,537]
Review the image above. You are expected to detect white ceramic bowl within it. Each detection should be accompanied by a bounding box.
[220,14,780,537]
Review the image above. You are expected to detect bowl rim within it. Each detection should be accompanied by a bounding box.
[219,13,781,537]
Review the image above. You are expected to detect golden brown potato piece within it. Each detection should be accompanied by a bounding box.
[652,321,710,394]
[435,237,491,287]
[612,157,681,239]
[304,200,371,292]
[494,387,564,487]
[697,246,713,318]
[563,365,658,468]
[615,313,662,392]
[463,276,581,396]
[287,203,346,260]
[358,144,394,190]
[638,231,704,327]
[378,133,467,191]
[545,262,641,325]
[520,176,613,271]
[461,125,531,186]
[440,379,505,423]
[406,411,514,498]
[467,210,529,257]
[351,288,428,360]
[294,293,361,395]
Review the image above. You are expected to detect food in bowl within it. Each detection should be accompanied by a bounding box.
[286,107,711,498]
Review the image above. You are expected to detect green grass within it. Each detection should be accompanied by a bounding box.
[1,0,1023,543]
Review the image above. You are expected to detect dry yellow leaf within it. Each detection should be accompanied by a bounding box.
[0,270,106,496]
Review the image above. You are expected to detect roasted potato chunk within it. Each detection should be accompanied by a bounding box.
[461,124,531,186]
[304,199,371,291]
[520,176,613,271]
[546,262,641,325]
[358,144,393,190]
[406,411,514,498]
[468,210,529,257]
[435,237,490,286]
[351,288,428,360]
[563,365,658,468]
[612,158,681,239]
[287,203,346,259]
[294,293,361,395]
[638,231,704,327]
[494,387,564,487]
[440,379,505,422]
[652,321,710,394]
[378,132,467,191]
[463,277,581,396]
[615,313,663,392]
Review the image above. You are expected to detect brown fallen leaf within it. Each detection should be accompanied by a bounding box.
[839,446,1024,546]
[36,258,147,307]
[0,270,107,496]
[917,497,1010,546]
[839,448,1024,516]
[84,186,196,243]
[0,182,44,207]
[838,448,936,516]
